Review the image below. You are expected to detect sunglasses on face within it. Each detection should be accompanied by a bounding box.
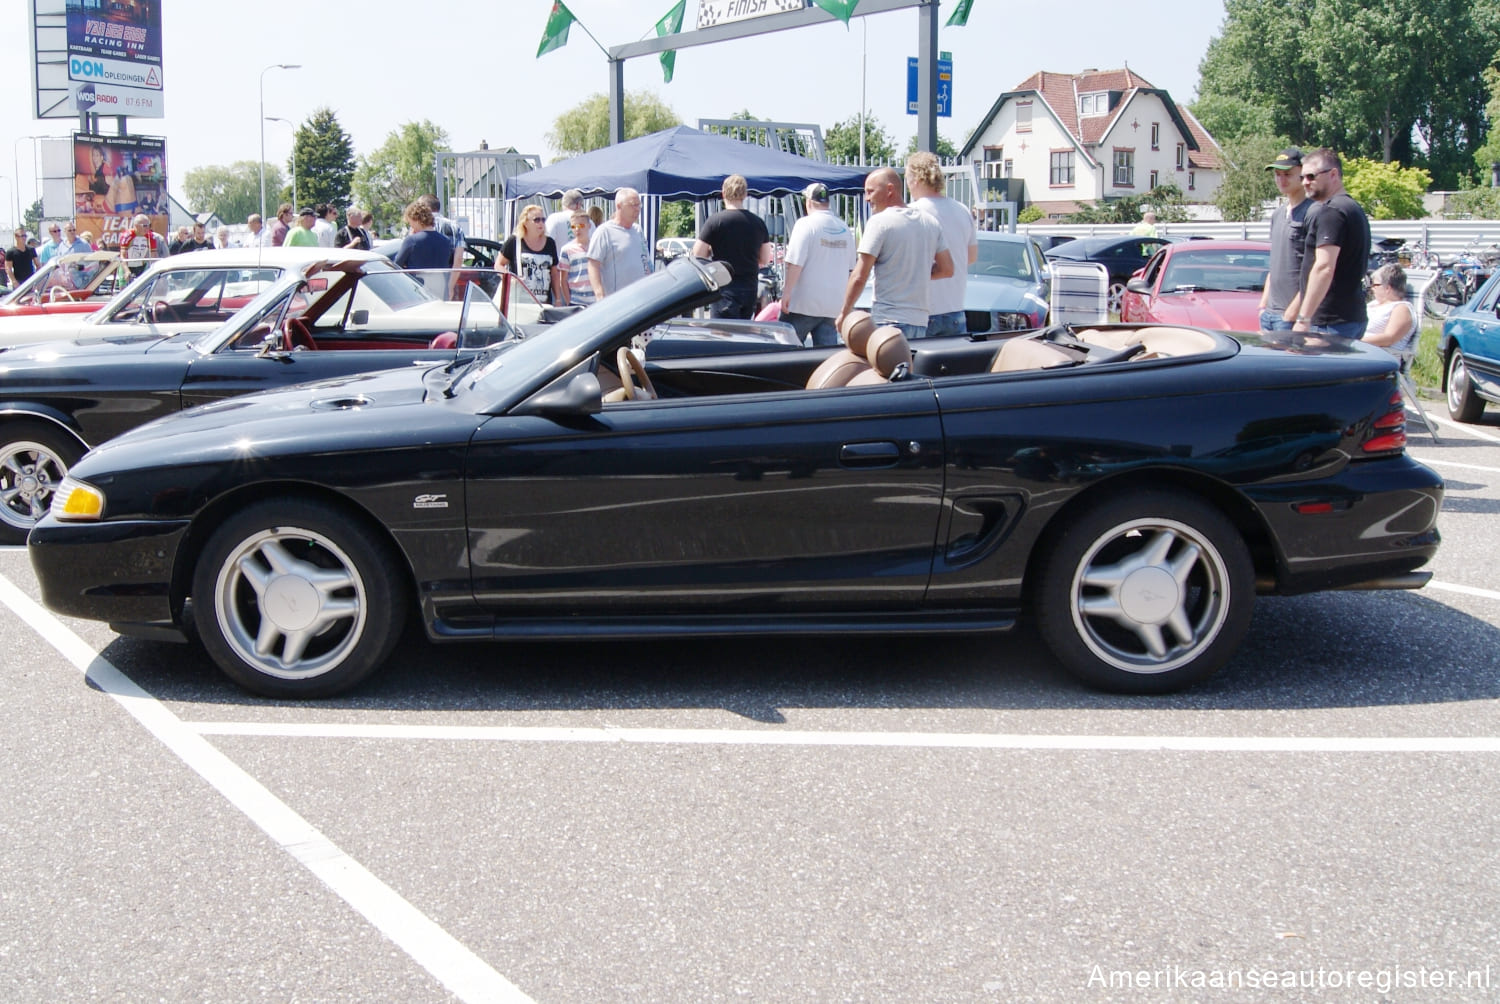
[1300,168,1333,181]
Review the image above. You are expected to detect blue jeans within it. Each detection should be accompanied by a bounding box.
[783,311,840,347]
[926,310,967,338]
[1259,308,1293,331]
[710,283,757,320]
[1308,319,1366,340]
[876,320,928,340]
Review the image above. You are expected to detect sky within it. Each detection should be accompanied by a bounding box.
[2,0,1228,228]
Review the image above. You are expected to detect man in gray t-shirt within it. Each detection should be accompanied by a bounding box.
[1258,147,1311,331]
[588,187,652,299]
[836,167,954,340]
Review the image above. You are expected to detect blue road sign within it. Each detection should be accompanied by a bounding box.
[907,56,952,117]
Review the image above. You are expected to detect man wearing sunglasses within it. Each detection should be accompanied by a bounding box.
[1290,148,1369,339]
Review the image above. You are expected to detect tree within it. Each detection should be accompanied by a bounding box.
[1343,157,1431,219]
[1016,205,1045,224]
[546,91,681,158]
[1213,134,1290,222]
[1069,184,1189,225]
[824,112,894,164]
[22,198,43,233]
[1443,175,1500,219]
[184,161,285,223]
[658,200,695,237]
[1196,0,1500,189]
[353,120,450,232]
[291,107,356,211]
[904,133,958,158]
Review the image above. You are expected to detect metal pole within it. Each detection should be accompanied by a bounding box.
[258,64,300,226]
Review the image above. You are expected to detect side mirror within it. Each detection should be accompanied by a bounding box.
[1125,277,1152,295]
[350,309,369,325]
[254,326,287,358]
[512,371,602,417]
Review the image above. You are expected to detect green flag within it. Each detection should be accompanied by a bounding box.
[656,0,686,83]
[946,0,973,27]
[537,1,575,58]
[812,0,859,26]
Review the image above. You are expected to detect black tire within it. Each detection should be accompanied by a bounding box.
[1034,490,1255,694]
[192,498,408,698]
[0,421,84,544]
[1447,349,1486,423]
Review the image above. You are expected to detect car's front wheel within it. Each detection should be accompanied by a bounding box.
[192,498,408,698]
[1107,281,1127,315]
[1034,490,1254,694]
[1447,349,1486,423]
[0,421,83,544]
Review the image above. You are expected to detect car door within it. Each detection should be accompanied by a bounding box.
[464,380,947,614]
[1453,274,1500,397]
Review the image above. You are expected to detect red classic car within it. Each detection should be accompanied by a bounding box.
[1120,240,1270,332]
[0,251,129,320]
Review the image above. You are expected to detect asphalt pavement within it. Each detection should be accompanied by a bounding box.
[0,408,1496,1003]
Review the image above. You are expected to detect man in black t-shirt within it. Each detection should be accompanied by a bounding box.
[1290,148,1370,340]
[337,208,373,250]
[693,173,772,319]
[5,229,40,287]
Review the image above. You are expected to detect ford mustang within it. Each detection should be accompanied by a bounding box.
[0,251,129,320]
[31,258,1442,699]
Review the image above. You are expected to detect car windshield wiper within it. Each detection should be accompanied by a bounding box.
[440,341,516,397]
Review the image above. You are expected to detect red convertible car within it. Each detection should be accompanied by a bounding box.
[0,251,129,320]
[1120,241,1270,332]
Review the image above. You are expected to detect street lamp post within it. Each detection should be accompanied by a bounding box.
[264,117,297,215]
[258,63,300,226]
[13,134,51,231]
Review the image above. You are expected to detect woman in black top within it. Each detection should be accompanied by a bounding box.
[498,204,563,305]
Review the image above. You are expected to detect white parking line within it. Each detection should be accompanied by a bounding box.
[1428,579,1500,603]
[0,575,532,1004]
[1411,455,1500,474]
[1426,413,1500,443]
[186,721,1500,752]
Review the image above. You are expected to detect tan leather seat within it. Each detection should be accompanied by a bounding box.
[990,336,1076,372]
[806,311,876,389]
[847,325,913,385]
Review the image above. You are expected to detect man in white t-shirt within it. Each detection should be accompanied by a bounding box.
[780,182,856,346]
[587,188,652,299]
[906,151,977,337]
[836,167,954,340]
[546,189,584,253]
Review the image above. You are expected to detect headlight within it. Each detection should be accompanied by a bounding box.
[51,477,104,521]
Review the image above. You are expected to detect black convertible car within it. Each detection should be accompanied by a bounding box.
[31,258,1442,698]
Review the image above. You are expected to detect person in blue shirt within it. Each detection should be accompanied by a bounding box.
[394,200,453,270]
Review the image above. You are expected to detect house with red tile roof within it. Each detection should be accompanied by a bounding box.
[959,67,1225,219]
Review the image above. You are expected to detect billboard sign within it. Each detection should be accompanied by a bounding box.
[72,133,168,251]
[71,80,163,118]
[66,0,163,70]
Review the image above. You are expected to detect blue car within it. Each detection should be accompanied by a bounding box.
[964,232,1051,334]
[1440,269,1500,422]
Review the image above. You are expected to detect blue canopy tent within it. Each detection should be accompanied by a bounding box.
[503,125,868,254]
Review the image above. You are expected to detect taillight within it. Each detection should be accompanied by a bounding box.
[1362,389,1407,454]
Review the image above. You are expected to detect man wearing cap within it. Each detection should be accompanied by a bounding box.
[908,151,978,338]
[1258,147,1311,331]
[546,188,585,252]
[693,174,773,319]
[780,182,856,346]
[836,166,954,341]
[285,207,321,247]
[1290,148,1370,339]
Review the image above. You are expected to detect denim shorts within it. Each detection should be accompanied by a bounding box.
[1307,319,1366,340]
[1259,309,1293,331]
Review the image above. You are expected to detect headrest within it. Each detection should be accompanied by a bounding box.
[429,332,458,349]
[865,325,912,377]
[841,310,874,355]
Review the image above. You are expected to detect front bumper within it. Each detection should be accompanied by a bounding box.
[30,516,192,632]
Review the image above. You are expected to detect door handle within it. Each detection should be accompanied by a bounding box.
[840,441,902,466]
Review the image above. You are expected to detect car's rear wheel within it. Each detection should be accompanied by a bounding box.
[1447,349,1486,423]
[0,422,83,544]
[1034,490,1254,694]
[192,498,407,698]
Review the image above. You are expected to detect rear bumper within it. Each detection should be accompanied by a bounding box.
[1248,455,1443,595]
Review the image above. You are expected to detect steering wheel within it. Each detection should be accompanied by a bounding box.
[283,317,318,351]
[616,346,656,401]
[48,285,71,303]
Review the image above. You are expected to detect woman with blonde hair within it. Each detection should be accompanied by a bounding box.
[498,204,563,304]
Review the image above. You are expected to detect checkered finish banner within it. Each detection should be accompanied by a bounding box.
[696,0,808,29]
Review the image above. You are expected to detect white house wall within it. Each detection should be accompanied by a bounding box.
[1096,92,1222,201]
[968,101,1101,204]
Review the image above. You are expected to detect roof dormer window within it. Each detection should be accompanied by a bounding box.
[1078,92,1108,117]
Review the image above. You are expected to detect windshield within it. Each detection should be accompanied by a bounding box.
[1160,249,1270,293]
[970,240,1034,280]
[2,256,121,305]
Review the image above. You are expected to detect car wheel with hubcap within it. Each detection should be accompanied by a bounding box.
[0,422,83,544]
[1446,349,1486,423]
[192,498,407,698]
[1107,281,1127,315]
[1035,490,1254,694]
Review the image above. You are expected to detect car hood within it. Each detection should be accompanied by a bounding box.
[1140,290,1262,332]
[0,329,180,364]
[966,274,1049,311]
